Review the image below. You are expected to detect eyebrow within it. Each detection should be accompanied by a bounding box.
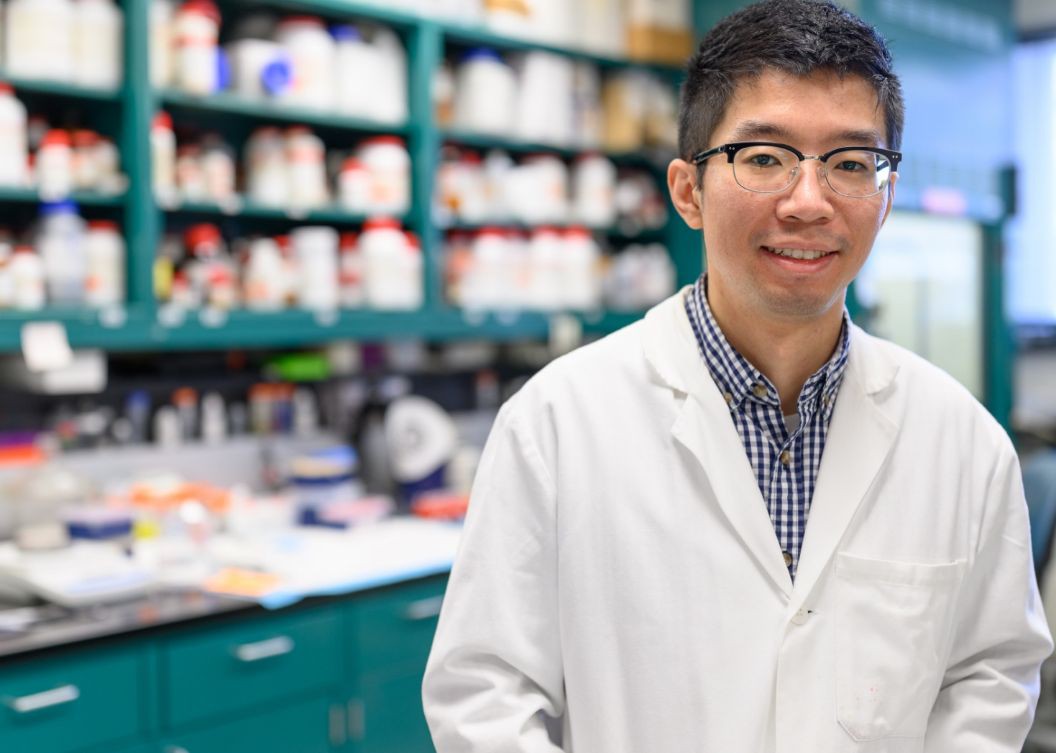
[727,120,884,147]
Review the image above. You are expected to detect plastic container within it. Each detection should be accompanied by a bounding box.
[37,200,86,305]
[275,16,336,111]
[464,227,508,310]
[357,136,410,216]
[338,232,364,307]
[291,225,339,311]
[200,134,236,203]
[245,127,288,207]
[150,0,176,88]
[175,144,206,201]
[516,51,574,145]
[337,158,371,214]
[243,237,286,311]
[9,246,45,310]
[226,38,291,99]
[333,25,374,118]
[151,111,177,201]
[173,0,221,95]
[36,129,74,199]
[0,83,28,187]
[183,222,236,309]
[371,28,408,124]
[453,48,516,136]
[4,0,75,82]
[72,129,100,190]
[291,446,366,527]
[285,126,328,210]
[526,227,564,310]
[84,219,124,306]
[561,226,601,310]
[512,154,568,225]
[572,154,617,227]
[361,217,417,310]
[73,0,123,89]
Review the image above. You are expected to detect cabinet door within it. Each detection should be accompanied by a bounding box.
[355,672,434,753]
[0,647,145,753]
[353,577,446,678]
[160,695,336,753]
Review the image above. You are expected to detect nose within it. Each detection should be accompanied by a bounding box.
[776,160,835,224]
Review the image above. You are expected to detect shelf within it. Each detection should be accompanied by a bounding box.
[1,72,121,102]
[162,199,406,226]
[0,187,126,208]
[439,221,668,243]
[439,130,673,169]
[0,307,147,351]
[223,0,422,29]
[158,90,410,135]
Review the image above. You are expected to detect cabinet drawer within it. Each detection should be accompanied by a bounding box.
[162,607,341,728]
[0,648,144,753]
[161,694,335,753]
[354,577,446,678]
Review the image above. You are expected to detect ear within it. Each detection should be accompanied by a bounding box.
[667,159,704,230]
[879,171,898,226]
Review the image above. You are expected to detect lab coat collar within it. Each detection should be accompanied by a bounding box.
[641,289,901,600]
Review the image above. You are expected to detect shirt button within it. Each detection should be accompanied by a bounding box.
[790,607,810,626]
[752,383,768,398]
[723,391,733,405]
[782,551,793,567]
[822,394,832,408]
[779,450,792,466]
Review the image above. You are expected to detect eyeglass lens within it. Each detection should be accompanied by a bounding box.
[731,145,892,197]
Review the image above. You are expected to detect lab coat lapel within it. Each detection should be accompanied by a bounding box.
[643,291,794,596]
[790,326,899,609]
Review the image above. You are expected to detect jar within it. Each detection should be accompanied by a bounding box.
[243,237,286,311]
[516,51,574,145]
[371,28,408,125]
[200,134,236,203]
[72,129,100,191]
[150,0,176,88]
[512,154,568,225]
[4,0,74,82]
[338,232,364,308]
[84,219,125,306]
[244,127,288,207]
[561,226,601,310]
[73,0,123,89]
[466,227,507,310]
[183,222,235,309]
[275,16,336,111]
[526,227,564,310]
[175,144,206,202]
[93,137,122,193]
[361,217,409,310]
[9,246,45,310]
[226,38,291,99]
[151,111,177,202]
[37,200,86,305]
[332,25,373,118]
[285,126,328,210]
[453,48,516,136]
[173,0,221,95]
[572,153,617,227]
[291,226,339,310]
[337,158,371,214]
[36,129,74,199]
[0,83,28,187]
[356,135,410,216]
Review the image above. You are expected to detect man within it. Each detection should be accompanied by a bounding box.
[423,1,1053,751]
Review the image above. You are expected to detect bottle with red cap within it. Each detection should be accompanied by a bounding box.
[561,226,601,310]
[36,129,73,199]
[9,245,46,311]
[339,232,365,308]
[286,126,328,211]
[182,222,237,309]
[361,217,418,310]
[151,111,177,202]
[0,83,27,187]
[173,0,221,95]
[275,15,336,110]
[357,135,411,216]
[84,219,125,306]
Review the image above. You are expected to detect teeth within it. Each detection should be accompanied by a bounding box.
[767,247,831,260]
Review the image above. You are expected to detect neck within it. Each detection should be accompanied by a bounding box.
[708,287,845,416]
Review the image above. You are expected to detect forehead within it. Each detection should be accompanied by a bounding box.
[715,69,886,148]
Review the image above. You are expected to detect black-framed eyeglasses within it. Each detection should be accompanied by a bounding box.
[692,141,902,198]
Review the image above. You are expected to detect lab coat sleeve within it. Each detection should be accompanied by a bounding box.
[422,397,566,753]
[924,444,1054,751]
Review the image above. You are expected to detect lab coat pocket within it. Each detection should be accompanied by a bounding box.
[834,552,966,743]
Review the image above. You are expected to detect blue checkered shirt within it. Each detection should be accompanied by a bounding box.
[684,276,850,579]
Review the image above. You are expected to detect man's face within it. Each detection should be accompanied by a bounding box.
[676,69,895,325]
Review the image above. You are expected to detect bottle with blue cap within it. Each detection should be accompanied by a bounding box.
[36,199,87,305]
[454,46,517,136]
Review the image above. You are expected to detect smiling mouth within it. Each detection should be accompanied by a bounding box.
[763,246,837,261]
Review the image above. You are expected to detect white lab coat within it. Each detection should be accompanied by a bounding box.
[423,288,1053,753]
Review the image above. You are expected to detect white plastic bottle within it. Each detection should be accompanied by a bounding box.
[73,0,123,89]
[467,227,508,310]
[561,226,601,310]
[275,16,336,111]
[4,0,75,82]
[513,154,568,225]
[84,219,124,306]
[151,111,177,203]
[244,127,289,207]
[36,200,87,305]
[337,157,371,214]
[36,129,74,199]
[243,237,286,311]
[371,28,408,125]
[150,0,176,88]
[572,153,617,228]
[173,0,221,95]
[361,217,407,310]
[338,231,364,307]
[291,225,339,311]
[0,83,28,187]
[285,127,328,210]
[200,134,236,203]
[357,136,411,216]
[453,48,516,137]
[10,246,46,310]
[333,25,373,118]
[526,226,564,311]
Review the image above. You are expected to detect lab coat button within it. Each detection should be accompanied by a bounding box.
[782,551,793,567]
[791,608,810,625]
[752,383,768,398]
[723,391,733,405]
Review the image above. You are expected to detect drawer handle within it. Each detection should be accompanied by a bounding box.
[4,684,80,714]
[404,595,444,621]
[233,635,295,663]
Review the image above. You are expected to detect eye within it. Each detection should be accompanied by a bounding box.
[749,153,781,167]
[835,159,866,172]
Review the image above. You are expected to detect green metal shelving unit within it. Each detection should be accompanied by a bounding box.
[0,0,695,354]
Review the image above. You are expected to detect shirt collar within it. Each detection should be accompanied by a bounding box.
[684,275,850,416]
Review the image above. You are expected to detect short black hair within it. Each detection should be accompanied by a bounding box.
[679,0,904,159]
